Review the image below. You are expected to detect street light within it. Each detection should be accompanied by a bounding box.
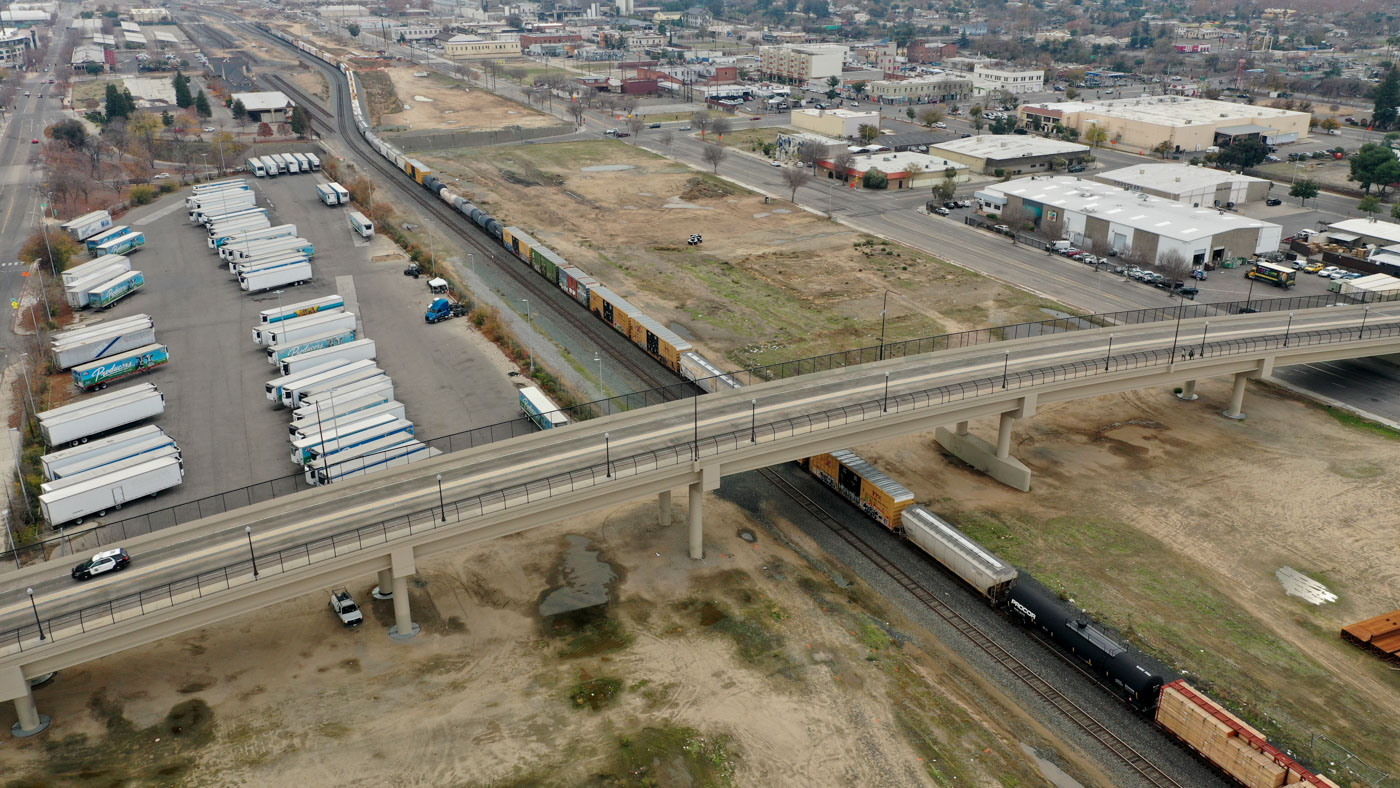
[878,290,890,361]
[604,432,611,477]
[26,588,43,641]
[750,399,757,442]
[882,372,890,412]
[1359,306,1369,339]
[245,526,259,579]
[1105,333,1114,372]
[1001,351,1010,389]
[436,474,446,521]
[1284,312,1293,347]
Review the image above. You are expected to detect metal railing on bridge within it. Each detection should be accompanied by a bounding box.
[4,318,1398,657]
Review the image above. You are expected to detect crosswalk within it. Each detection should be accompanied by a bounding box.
[0,261,26,268]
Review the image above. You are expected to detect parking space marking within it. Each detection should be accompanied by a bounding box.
[337,274,362,335]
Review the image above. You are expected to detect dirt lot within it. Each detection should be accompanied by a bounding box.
[0,496,1095,786]
[286,68,329,103]
[375,67,555,132]
[855,377,1400,778]
[421,140,1069,370]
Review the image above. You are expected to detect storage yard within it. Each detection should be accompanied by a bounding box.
[0,491,1099,787]
[848,378,1400,775]
[419,140,1070,369]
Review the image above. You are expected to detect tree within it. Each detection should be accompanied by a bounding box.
[161,110,173,127]
[970,116,984,136]
[129,111,162,168]
[851,80,867,97]
[257,121,273,139]
[658,131,674,150]
[905,107,915,121]
[825,75,840,101]
[1289,178,1319,206]
[1216,137,1270,170]
[231,98,247,125]
[1158,249,1192,296]
[781,165,811,201]
[710,116,731,139]
[1373,64,1400,130]
[691,110,712,137]
[1049,156,1067,172]
[862,167,887,189]
[1359,195,1382,219]
[701,142,727,172]
[1319,117,1341,134]
[289,105,310,138]
[1152,140,1172,159]
[797,140,823,172]
[831,150,854,181]
[21,229,80,274]
[932,178,956,202]
[568,102,585,128]
[104,83,131,120]
[173,70,192,108]
[48,118,86,149]
[918,107,943,126]
[1084,125,1108,148]
[627,116,644,137]
[347,23,360,39]
[193,89,211,118]
[1348,143,1400,194]
[857,123,879,143]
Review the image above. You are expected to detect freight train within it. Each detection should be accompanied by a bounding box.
[270,29,1344,786]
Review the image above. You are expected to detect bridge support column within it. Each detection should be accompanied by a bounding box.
[2,667,49,738]
[1223,372,1249,421]
[658,490,672,527]
[1176,379,1198,401]
[688,465,721,561]
[934,396,1035,492]
[372,568,393,600]
[388,548,419,641]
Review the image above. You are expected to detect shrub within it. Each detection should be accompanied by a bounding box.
[157,182,174,193]
[862,167,887,189]
[129,185,157,205]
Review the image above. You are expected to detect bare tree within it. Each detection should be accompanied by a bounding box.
[658,130,674,150]
[1157,249,1193,296]
[568,101,586,127]
[627,115,645,137]
[831,150,855,181]
[780,165,812,201]
[690,110,712,136]
[700,141,727,172]
[796,140,823,172]
[711,116,732,138]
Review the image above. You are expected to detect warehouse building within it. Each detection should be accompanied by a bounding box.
[444,34,520,58]
[977,176,1282,266]
[1017,96,1311,153]
[930,135,1090,175]
[230,90,295,123]
[790,107,881,139]
[1325,219,1400,252]
[1094,163,1273,207]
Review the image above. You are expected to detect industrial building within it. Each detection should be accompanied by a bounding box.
[828,151,969,189]
[758,43,847,83]
[930,135,1090,175]
[790,108,881,139]
[867,73,972,104]
[1017,96,1311,153]
[1094,163,1273,207]
[1325,219,1400,252]
[444,34,521,58]
[230,91,295,123]
[977,176,1283,266]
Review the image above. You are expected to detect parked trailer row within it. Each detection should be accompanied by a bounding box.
[37,383,165,446]
[289,399,404,443]
[277,338,375,375]
[63,260,132,309]
[42,445,182,497]
[248,152,319,177]
[39,454,184,526]
[40,425,169,480]
[224,236,314,263]
[50,314,156,370]
[212,223,296,251]
[289,392,398,437]
[63,254,129,287]
[71,343,169,392]
[93,230,146,258]
[308,440,438,486]
[254,310,355,346]
[316,182,350,206]
[60,210,113,242]
[85,225,134,254]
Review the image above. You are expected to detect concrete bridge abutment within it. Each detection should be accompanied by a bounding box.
[387,548,419,641]
[688,464,721,560]
[935,395,1036,492]
[2,666,49,738]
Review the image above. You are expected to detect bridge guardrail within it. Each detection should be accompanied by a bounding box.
[6,289,1397,567]
[4,319,1398,658]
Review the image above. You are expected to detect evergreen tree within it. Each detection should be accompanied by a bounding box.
[194,89,212,119]
[289,105,310,138]
[1374,65,1400,130]
[173,71,192,109]
[231,98,247,123]
[104,83,130,120]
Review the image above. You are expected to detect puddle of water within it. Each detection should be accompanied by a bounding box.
[753,212,771,219]
[1018,744,1085,788]
[1276,566,1338,605]
[538,535,618,617]
[581,164,636,172]
[738,529,757,543]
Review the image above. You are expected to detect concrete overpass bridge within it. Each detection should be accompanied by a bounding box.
[2,304,1398,735]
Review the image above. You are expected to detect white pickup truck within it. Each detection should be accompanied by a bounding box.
[329,588,364,627]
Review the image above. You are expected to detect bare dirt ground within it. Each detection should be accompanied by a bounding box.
[376,67,555,132]
[0,496,1099,787]
[855,377,1400,777]
[286,68,329,103]
[422,140,1069,371]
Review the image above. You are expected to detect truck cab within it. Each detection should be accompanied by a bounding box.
[329,588,364,627]
[425,298,453,323]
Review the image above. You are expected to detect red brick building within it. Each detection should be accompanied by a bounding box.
[907,40,956,64]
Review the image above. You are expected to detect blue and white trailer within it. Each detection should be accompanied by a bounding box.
[93,231,146,257]
[258,155,280,177]
[265,327,356,365]
[246,157,268,177]
[307,440,439,486]
[520,386,569,430]
[258,294,345,326]
[277,338,376,376]
[71,342,168,391]
[316,184,341,206]
[225,236,314,262]
[85,225,133,254]
[304,152,322,171]
[266,361,347,404]
[291,153,311,172]
[293,377,394,415]
[212,223,296,252]
[50,314,156,370]
[40,425,167,480]
[296,417,415,466]
[254,309,355,346]
[188,191,256,222]
[289,401,406,443]
[302,432,417,484]
[60,210,113,242]
[86,270,145,311]
[281,360,383,408]
[289,393,398,437]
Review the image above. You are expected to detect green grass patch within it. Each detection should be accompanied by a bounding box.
[548,607,635,659]
[1316,403,1400,439]
[71,78,122,108]
[38,696,215,784]
[569,676,624,711]
[606,726,738,787]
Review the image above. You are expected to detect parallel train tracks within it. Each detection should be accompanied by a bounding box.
[246,28,686,397]
[757,466,1188,788]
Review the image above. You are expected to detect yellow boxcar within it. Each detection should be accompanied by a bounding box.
[404,158,432,184]
[588,285,632,334]
[627,311,688,372]
[805,450,913,530]
[501,226,537,265]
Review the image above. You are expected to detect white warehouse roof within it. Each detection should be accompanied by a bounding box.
[1097,163,1269,192]
[988,176,1280,243]
[230,91,294,112]
[932,135,1088,160]
[1328,218,1400,247]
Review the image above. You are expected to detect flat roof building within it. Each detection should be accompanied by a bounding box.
[1018,96,1311,153]
[1326,219,1400,251]
[930,135,1090,175]
[1095,163,1273,207]
[444,34,521,58]
[758,43,847,83]
[790,107,881,140]
[230,90,294,122]
[0,27,33,68]
[868,74,972,104]
[830,151,969,189]
[979,176,1283,266]
[971,64,1044,95]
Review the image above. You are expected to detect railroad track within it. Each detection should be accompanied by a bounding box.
[756,466,1187,788]
[242,23,686,397]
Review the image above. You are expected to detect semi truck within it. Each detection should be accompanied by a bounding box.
[254,310,356,346]
[39,454,184,525]
[60,210,113,242]
[281,360,384,408]
[70,343,169,391]
[93,231,146,257]
[294,416,414,465]
[289,393,399,437]
[85,225,133,254]
[37,383,165,446]
[424,297,468,323]
[212,223,297,251]
[265,327,357,365]
[277,338,376,376]
[224,236,315,263]
[289,399,404,442]
[50,314,156,370]
[64,264,131,309]
[87,270,145,310]
[258,294,345,326]
[294,376,394,415]
[309,441,439,486]
[63,254,129,287]
[240,261,313,292]
[40,425,168,480]
[266,361,346,404]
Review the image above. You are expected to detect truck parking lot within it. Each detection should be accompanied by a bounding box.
[62,171,526,529]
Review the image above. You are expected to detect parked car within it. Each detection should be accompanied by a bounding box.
[1265,197,1282,206]
[1329,270,1347,280]
[649,123,661,129]
[679,125,692,131]
[72,548,131,581]
[770,160,782,167]
[992,224,1011,235]
[1067,164,1087,173]
[1317,265,1339,276]
[1080,254,1099,265]
[1303,262,1325,273]
[943,201,960,209]
[932,206,950,216]
[933,122,947,128]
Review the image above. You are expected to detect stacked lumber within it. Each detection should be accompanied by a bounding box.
[1341,609,1400,664]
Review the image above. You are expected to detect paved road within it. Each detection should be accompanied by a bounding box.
[1,301,1395,640]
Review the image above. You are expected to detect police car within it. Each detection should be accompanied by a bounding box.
[72,548,131,581]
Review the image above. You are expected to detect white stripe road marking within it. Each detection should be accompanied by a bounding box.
[10,310,1395,616]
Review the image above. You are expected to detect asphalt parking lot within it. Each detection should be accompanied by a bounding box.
[69,168,525,527]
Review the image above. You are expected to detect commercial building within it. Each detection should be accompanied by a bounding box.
[868,74,972,104]
[972,64,1044,95]
[1325,219,1400,252]
[758,43,847,83]
[828,151,969,189]
[1094,163,1273,207]
[390,24,442,41]
[907,39,957,64]
[317,5,370,17]
[444,35,521,58]
[0,8,47,24]
[230,91,295,123]
[775,131,846,159]
[128,8,169,23]
[1018,96,1311,153]
[930,135,1090,175]
[790,108,881,139]
[978,176,1283,265]
[0,27,34,68]
[70,44,105,68]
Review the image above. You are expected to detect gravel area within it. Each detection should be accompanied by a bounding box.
[717,465,1231,788]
